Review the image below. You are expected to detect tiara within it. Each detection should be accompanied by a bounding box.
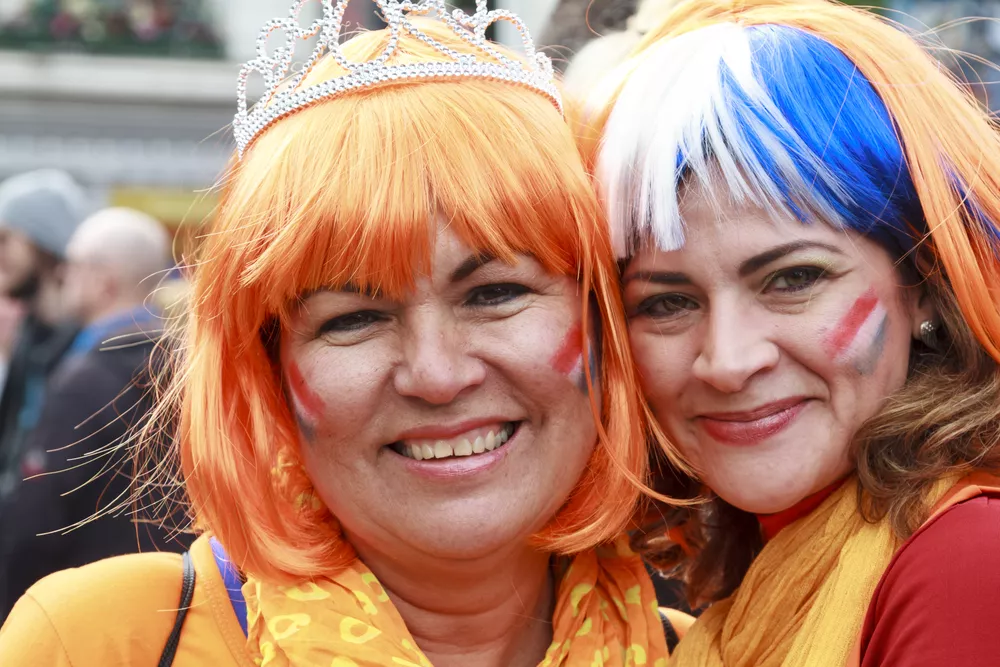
[233,0,563,158]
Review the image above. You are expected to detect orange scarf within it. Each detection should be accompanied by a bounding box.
[668,474,1000,667]
[243,537,670,666]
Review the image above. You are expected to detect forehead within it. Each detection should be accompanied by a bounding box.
[674,181,847,256]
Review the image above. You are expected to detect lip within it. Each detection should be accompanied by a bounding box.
[390,423,520,480]
[394,417,513,442]
[696,398,809,446]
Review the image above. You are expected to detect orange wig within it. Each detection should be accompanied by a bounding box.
[164,20,646,581]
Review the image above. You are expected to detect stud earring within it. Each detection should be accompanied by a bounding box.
[919,320,940,350]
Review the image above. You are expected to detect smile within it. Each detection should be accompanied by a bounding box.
[696,398,808,446]
[393,422,518,461]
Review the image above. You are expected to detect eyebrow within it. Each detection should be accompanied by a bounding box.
[301,251,501,302]
[623,241,843,286]
[622,271,691,286]
[449,252,497,284]
[737,241,844,277]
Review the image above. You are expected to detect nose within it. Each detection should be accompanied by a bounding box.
[691,302,779,393]
[393,309,486,404]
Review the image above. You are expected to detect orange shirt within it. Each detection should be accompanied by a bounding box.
[0,534,252,666]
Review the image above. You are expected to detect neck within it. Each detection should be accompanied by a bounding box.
[28,272,63,326]
[85,297,146,327]
[351,538,555,667]
[756,478,847,542]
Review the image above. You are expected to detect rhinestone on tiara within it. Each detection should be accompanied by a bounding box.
[233,0,563,159]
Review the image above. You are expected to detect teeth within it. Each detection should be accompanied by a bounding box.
[400,424,516,460]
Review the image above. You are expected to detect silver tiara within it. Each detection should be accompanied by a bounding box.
[234,0,563,158]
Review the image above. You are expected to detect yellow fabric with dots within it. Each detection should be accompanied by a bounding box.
[244,537,669,666]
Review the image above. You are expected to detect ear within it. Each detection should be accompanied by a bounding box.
[906,283,938,341]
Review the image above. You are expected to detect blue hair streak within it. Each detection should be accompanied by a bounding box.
[598,22,925,259]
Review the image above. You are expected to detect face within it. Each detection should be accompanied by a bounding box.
[0,227,42,300]
[281,224,600,562]
[623,184,933,514]
[61,258,108,324]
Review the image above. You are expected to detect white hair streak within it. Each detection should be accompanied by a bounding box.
[595,22,848,258]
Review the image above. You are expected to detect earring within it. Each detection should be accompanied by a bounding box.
[919,320,939,350]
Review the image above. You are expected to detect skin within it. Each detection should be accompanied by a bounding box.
[281,223,600,667]
[622,182,936,514]
[0,227,44,301]
[62,208,171,325]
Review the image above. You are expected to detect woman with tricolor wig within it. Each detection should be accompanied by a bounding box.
[0,4,674,666]
[591,0,1000,664]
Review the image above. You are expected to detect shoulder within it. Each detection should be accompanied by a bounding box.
[0,535,246,666]
[861,493,1000,666]
[0,550,183,664]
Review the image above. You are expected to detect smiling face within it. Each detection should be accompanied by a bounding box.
[623,184,933,514]
[280,224,600,561]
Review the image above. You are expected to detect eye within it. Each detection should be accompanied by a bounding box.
[636,293,699,318]
[465,283,530,307]
[318,310,385,335]
[766,266,827,293]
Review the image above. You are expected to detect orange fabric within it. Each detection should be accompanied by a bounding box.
[0,534,251,667]
[244,536,670,666]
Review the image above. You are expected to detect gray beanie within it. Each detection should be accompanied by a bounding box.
[0,169,90,259]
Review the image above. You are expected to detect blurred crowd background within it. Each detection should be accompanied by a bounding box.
[0,0,998,623]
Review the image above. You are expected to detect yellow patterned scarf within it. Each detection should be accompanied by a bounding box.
[668,476,957,667]
[244,537,670,667]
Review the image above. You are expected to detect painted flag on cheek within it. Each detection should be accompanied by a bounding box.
[825,289,889,374]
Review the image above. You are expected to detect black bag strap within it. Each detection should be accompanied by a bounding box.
[158,551,196,667]
[660,609,680,653]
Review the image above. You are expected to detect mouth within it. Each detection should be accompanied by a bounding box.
[391,422,520,461]
[698,397,809,422]
[696,398,809,446]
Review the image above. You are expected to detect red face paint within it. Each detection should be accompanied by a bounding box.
[550,322,584,375]
[825,289,879,357]
[285,361,326,423]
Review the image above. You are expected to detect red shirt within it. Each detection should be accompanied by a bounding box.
[860,493,1000,666]
[758,488,1000,665]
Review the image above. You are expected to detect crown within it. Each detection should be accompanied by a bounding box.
[233,0,563,158]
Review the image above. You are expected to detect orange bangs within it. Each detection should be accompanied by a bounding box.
[177,22,646,581]
[231,78,589,315]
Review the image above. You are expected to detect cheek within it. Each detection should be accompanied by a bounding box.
[628,327,690,411]
[283,358,326,438]
[548,317,601,395]
[281,344,386,441]
[822,288,889,375]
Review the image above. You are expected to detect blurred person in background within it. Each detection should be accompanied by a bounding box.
[562,0,683,100]
[0,207,187,619]
[0,169,88,499]
[540,0,638,69]
[0,297,24,391]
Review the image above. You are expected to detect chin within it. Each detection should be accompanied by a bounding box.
[714,480,814,515]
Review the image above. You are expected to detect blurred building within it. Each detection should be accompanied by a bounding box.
[1,0,994,236]
[0,0,556,233]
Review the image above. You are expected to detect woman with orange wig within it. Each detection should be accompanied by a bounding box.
[0,2,673,666]
[592,0,1000,664]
